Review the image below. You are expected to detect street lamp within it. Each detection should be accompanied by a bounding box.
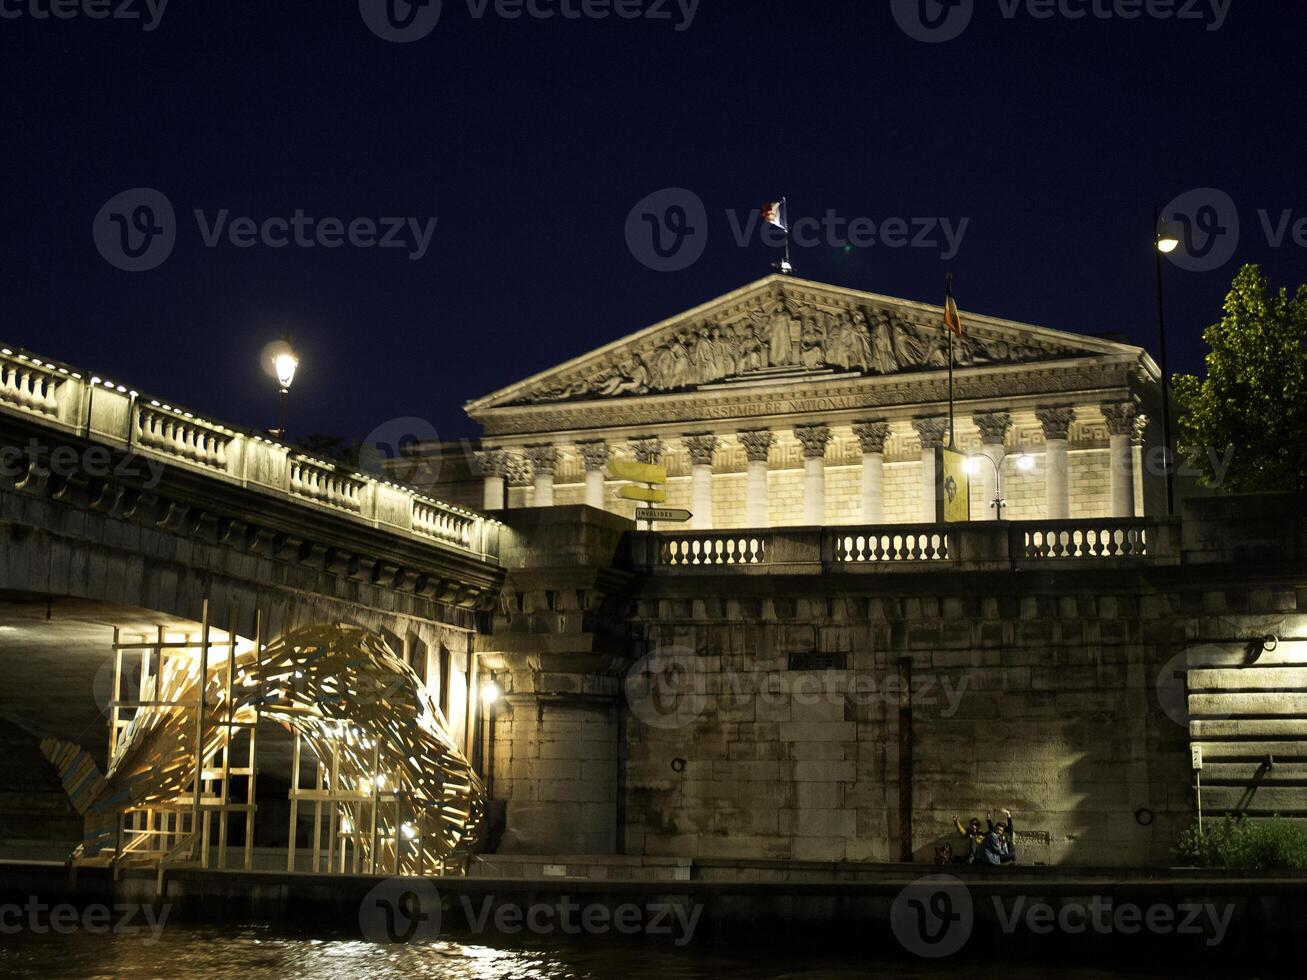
[1154,210,1178,516]
[967,452,1034,515]
[270,338,299,439]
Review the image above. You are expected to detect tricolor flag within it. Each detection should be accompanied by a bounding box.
[762,200,788,231]
[944,285,963,337]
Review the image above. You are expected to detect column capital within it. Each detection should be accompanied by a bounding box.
[474,447,510,478]
[1036,406,1077,441]
[629,436,664,465]
[972,411,1012,446]
[794,423,832,460]
[912,417,949,450]
[524,444,559,476]
[683,433,720,466]
[576,440,610,472]
[738,429,775,463]
[505,453,533,486]
[852,420,891,455]
[1101,402,1138,436]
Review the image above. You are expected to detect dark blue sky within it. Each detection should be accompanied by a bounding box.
[2,1,1303,444]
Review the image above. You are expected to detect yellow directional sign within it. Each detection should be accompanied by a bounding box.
[607,459,667,485]
[619,485,667,504]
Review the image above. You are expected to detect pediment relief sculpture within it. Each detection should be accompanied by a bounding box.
[506,294,1080,407]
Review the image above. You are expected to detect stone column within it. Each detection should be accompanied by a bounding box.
[1036,408,1076,520]
[524,444,558,508]
[912,418,949,523]
[738,429,775,527]
[476,448,508,511]
[1132,414,1150,517]
[577,441,610,511]
[683,434,719,530]
[793,424,831,526]
[972,411,1012,520]
[853,420,890,523]
[1102,402,1138,518]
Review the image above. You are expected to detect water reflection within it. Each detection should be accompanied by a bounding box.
[0,925,1270,979]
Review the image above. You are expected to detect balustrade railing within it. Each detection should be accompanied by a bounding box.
[1015,521,1151,560]
[136,405,232,470]
[659,533,767,566]
[0,343,498,563]
[833,527,951,563]
[289,456,366,513]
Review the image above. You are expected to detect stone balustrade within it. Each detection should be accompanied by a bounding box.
[0,343,499,563]
[629,518,1181,573]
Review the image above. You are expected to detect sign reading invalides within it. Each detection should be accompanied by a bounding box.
[936,446,971,523]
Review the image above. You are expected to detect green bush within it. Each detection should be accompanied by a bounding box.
[1174,816,1307,870]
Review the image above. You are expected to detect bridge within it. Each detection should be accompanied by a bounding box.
[0,342,504,867]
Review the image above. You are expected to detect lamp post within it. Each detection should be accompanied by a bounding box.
[1154,210,1180,517]
[967,452,1034,515]
[272,340,299,439]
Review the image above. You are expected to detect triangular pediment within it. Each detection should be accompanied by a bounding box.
[467,276,1149,414]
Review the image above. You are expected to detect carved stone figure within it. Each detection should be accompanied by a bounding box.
[846,310,875,372]
[800,315,825,370]
[869,312,898,375]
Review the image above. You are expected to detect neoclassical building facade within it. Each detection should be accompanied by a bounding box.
[411,276,1162,528]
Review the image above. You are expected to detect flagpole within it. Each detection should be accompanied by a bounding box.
[782,196,792,274]
[946,273,956,449]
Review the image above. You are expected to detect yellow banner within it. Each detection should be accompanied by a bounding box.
[607,459,668,484]
[938,447,971,523]
[619,485,668,504]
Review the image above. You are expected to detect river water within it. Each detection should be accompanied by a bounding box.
[0,926,1279,979]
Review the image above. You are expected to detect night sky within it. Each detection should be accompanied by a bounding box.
[2,1,1304,447]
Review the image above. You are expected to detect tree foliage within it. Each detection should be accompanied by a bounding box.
[1173,264,1307,492]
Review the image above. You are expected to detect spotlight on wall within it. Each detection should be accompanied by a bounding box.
[480,680,503,706]
[1014,453,1035,472]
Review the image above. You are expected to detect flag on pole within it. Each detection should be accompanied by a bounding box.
[944,284,963,337]
[762,200,788,231]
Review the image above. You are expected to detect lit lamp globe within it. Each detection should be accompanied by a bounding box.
[274,351,299,393]
[1156,219,1181,255]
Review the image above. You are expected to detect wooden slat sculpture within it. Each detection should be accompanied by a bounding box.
[46,623,485,873]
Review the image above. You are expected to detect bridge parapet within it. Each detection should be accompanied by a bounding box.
[0,343,498,564]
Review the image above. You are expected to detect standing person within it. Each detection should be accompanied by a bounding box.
[952,815,986,864]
